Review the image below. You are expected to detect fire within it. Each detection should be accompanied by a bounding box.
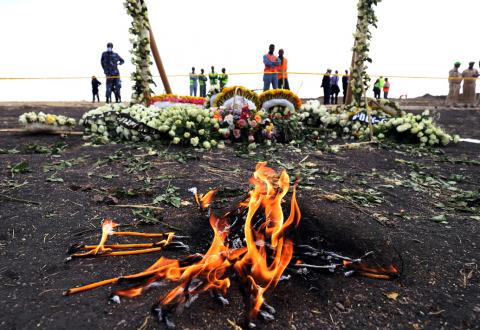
[67,162,300,326]
[66,162,398,327]
[110,162,300,324]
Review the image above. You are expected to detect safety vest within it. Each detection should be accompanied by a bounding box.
[219,73,228,86]
[199,75,207,86]
[209,72,218,84]
[264,54,278,73]
[383,82,390,92]
[277,57,288,79]
[189,74,197,86]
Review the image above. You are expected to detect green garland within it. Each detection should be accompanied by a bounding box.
[124,0,154,105]
[350,0,381,107]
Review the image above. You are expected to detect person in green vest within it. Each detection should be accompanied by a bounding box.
[219,68,229,90]
[379,76,385,90]
[189,67,198,96]
[209,66,218,88]
[373,79,381,99]
[198,69,208,97]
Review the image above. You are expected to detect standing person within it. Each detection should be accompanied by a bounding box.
[189,67,198,96]
[383,78,390,99]
[198,69,207,97]
[101,42,124,104]
[263,44,281,91]
[462,61,479,107]
[342,70,349,104]
[114,79,122,103]
[373,79,381,99]
[91,76,101,103]
[379,76,385,91]
[330,70,340,104]
[321,69,332,105]
[218,68,229,90]
[446,62,463,107]
[209,66,218,89]
[277,49,289,90]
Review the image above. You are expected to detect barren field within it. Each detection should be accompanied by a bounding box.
[0,103,479,330]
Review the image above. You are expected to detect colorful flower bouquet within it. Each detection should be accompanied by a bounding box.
[19,112,76,131]
[149,94,206,108]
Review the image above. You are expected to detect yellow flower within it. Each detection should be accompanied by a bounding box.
[46,114,56,125]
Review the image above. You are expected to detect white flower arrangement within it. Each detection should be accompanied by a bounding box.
[124,0,154,105]
[350,0,382,107]
[19,112,76,129]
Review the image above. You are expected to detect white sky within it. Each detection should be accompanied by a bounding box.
[0,0,479,101]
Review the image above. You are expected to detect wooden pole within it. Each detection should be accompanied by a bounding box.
[149,28,172,94]
[345,51,355,105]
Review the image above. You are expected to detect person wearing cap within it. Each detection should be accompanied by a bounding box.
[101,42,125,103]
[462,61,479,107]
[446,62,463,107]
[91,76,102,103]
[321,69,332,105]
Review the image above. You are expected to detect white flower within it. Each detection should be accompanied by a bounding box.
[190,137,199,147]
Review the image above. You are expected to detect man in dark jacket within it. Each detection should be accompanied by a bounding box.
[101,42,124,103]
[342,70,349,104]
[91,76,101,103]
[321,69,332,105]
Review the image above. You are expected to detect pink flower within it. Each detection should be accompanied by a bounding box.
[248,135,255,143]
[233,129,241,139]
[250,120,258,128]
[237,119,247,128]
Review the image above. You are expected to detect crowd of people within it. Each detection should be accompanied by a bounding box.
[446,61,479,107]
[92,42,479,108]
[189,66,228,97]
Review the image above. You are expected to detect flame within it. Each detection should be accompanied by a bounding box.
[343,260,399,280]
[111,162,300,320]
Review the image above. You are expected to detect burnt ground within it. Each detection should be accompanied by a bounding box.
[0,104,479,330]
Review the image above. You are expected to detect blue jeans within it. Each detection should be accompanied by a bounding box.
[106,78,120,102]
[190,84,197,96]
[263,73,278,91]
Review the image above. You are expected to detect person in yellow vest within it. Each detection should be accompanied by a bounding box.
[383,78,390,99]
[263,44,281,91]
[446,62,463,107]
[189,67,198,96]
[462,61,479,107]
[218,68,228,90]
[277,49,289,90]
[209,66,219,89]
[198,69,208,97]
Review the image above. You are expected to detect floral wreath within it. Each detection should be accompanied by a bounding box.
[213,86,261,109]
[259,89,302,112]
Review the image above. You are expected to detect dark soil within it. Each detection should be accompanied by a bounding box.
[0,104,479,330]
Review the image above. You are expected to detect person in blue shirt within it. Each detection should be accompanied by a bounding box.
[330,70,340,104]
[101,42,124,103]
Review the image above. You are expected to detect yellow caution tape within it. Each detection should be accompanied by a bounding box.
[0,73,479,80]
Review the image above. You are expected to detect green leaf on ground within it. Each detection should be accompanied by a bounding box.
[9,161,30,175]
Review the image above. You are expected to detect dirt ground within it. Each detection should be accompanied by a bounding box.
[0,103,479,330]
